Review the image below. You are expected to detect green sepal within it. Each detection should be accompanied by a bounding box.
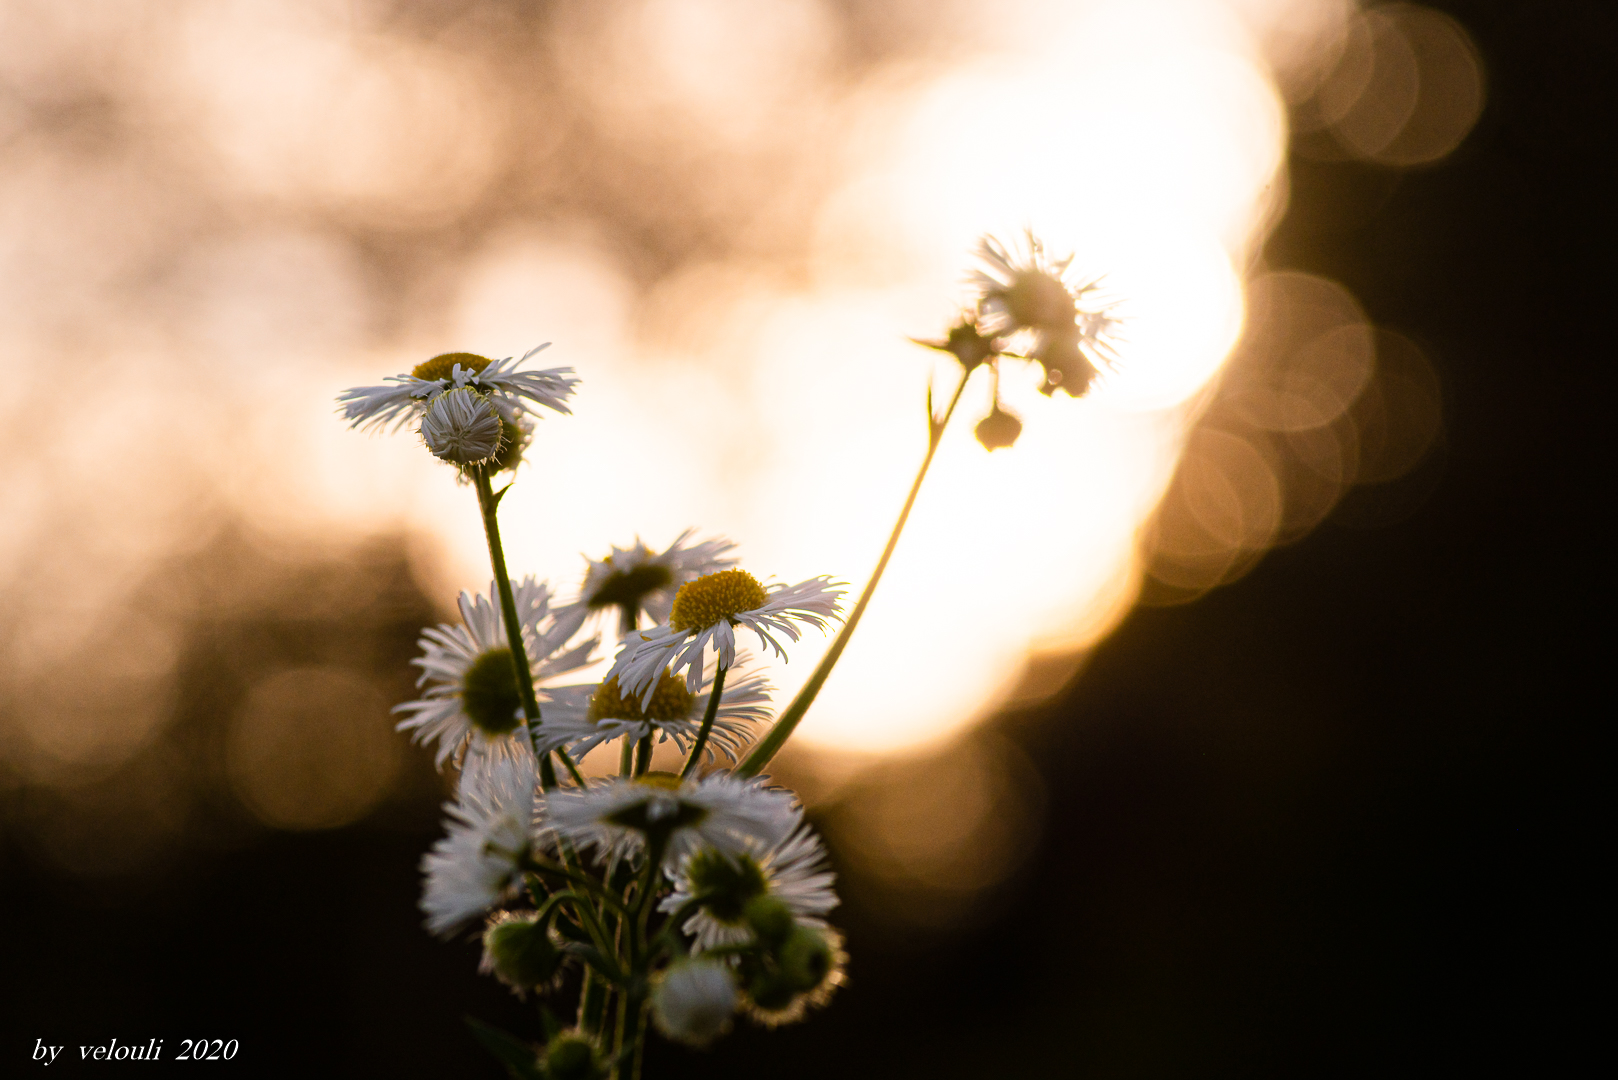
[465,1016,544,1080]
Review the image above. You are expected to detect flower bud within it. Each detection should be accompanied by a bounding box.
[777,925,835,993]
[746,969,799,1014]
[686,848,768,924]
[742,896,796,949]
[420,387,504,465]
[974,402,1023,451]
[914,318,997,371]
[543,1034,608,1080]
[481,914,562,992]
[651,959,738,1048]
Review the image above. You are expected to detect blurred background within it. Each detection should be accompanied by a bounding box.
[0,0,1599,1075]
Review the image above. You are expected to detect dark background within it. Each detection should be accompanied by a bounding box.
[3,2,1605,1075]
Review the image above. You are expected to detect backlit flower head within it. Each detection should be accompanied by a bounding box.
[661,824,838,952]
[395,576,597,769]
[606,569,844,710]
[565,530,737,637]
[337,344,577,433]
[420,754,538,935]
[972,232,1118,397]
[530,656,772,765]
[651,959,738,1047]
[542,771,800,869]
[420,386,504,465]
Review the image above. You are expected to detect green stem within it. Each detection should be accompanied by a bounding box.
[737,370,971,777]
[634,735,652,776]
[621,998,647,1080]
[523,858,632,918]
[471,467,586,790]
[679,665,728,777]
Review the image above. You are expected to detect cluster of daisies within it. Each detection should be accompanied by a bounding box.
[335,233,1114,1076]
[340,341,849,1068]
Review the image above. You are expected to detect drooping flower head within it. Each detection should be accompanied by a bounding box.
[530,656,772,765]
[606,569,844,710]
[971,232,1118,397]
[661,824,839,951]
[337,345,577,437]
[479,910,564,995]
[543,771,800,869]
[420,754,538,935]
[395,577,596,770]
[566,530,737,637]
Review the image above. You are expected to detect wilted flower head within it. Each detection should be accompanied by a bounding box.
[651,959,738,1047]
[972,233,1118,396]
[607,569,843,710]
[336,344,577,434]
[420,387,504,465]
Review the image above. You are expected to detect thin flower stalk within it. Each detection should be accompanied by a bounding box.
[472,465,585,790]
[737,370,970,777]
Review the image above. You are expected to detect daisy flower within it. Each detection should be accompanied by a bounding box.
[972,232,1118,397]
[395,577,597,769]
[661,824,839,951]
[336,345,577,433]
[564,530,737,637]
[420,754,538,935]
[606,569,844,710]
[530,657,773,764]
[543,771,800,869]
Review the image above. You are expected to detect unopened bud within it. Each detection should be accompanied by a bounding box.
[687,849,768,924]
[543,1034,608,1080]
[975,402,1023,451]
[651,959,738,1048]
[746,969,798,1013]
[421,387,503,465]
[777,926,834,992]
[743,896,796,948]
[481,914,562,991]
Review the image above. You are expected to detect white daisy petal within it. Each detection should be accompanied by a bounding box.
[660,823,839,952]
[421,754,539,935]
[557,530,738,639]
[604,570,845,709]
[395,576,598,769]
[530,659,772,764]
[542,772,800,870]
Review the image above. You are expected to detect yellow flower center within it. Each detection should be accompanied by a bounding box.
[413,352,492,382]
[668,569,768,632]
[634,771,685,791]
[587,673,695,723]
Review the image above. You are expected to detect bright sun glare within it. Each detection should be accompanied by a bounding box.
[372,0,1290,757]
